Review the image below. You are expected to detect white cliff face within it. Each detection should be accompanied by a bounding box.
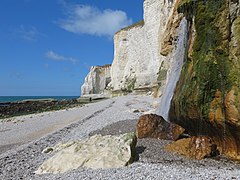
[81,65,111,96]
[110,0,190,121]
[81,0,189,109]
[110,23,145,93]
[109,0,182,96]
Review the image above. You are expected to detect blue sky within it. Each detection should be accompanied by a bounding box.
[0,0,143,96]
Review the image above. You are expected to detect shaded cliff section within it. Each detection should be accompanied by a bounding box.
[169,0,240,160]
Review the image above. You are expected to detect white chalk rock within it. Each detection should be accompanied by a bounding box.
[35,133,137,174]
[80,0,189,99]
[81,65,111,96]
[109,0,176,95]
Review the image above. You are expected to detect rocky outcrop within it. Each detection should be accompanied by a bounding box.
[35,133,137,174]
[81,64,111,96]
[165,136,219,160]
[169,0,240,160]
[0,99,80,119]
[136,114,185,140]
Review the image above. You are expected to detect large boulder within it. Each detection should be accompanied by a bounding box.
[170,0,240,160]
[136,114,185,140]
[165,136,219,160]
[35,133,137,174]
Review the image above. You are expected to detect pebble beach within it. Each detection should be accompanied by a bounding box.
[0,95,240,180]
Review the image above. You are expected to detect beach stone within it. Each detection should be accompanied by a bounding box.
[136,114,184,140]
[165,136,219,160]
[35,132,137,174]
[42,141,77,154]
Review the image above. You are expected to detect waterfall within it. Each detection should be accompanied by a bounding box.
[159,18,188,121]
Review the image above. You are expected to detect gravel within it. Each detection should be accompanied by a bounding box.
[0,95,240,180]
[0,99,114,153]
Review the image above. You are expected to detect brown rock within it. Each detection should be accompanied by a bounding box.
[136,114,185,140]
[225,89,239,125]
[165,136,219,160]
[160,0,183,56]
[209,90,224,123]
[169,0,240,160]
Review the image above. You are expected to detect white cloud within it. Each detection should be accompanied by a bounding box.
[45,51,78,65]
[10,71,23,79]
[46,51,66,61]
[15,25,42,41]
[44,63,49,69]
[68,57,78,65]
[58,4,132,37]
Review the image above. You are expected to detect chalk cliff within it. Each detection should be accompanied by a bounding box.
[81,0,187,98]
[81,65,111,96]
[110,0,185,97]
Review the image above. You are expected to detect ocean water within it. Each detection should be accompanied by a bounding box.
[0,96,79,103]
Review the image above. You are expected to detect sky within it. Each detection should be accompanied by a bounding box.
[0,0,143,96]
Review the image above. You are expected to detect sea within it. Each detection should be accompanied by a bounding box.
[0,96,79,103]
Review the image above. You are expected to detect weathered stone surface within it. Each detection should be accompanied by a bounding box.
[170,0,240,160]
[81,65,111,96]
[35,133,137,174]
[41,141,77,154]
[165,136,219,160]
[136,114,184,140]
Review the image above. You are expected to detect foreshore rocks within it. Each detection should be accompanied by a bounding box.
[0,99,82,119]
[136,114,185,140]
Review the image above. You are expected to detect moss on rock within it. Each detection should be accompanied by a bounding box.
[170,0,240,160]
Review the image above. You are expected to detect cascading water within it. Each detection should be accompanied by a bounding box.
[159,18,189,121]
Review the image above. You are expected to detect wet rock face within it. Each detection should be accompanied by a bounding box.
[165,136,219,160]
[170,0,240,159]
[136,114,185,140]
